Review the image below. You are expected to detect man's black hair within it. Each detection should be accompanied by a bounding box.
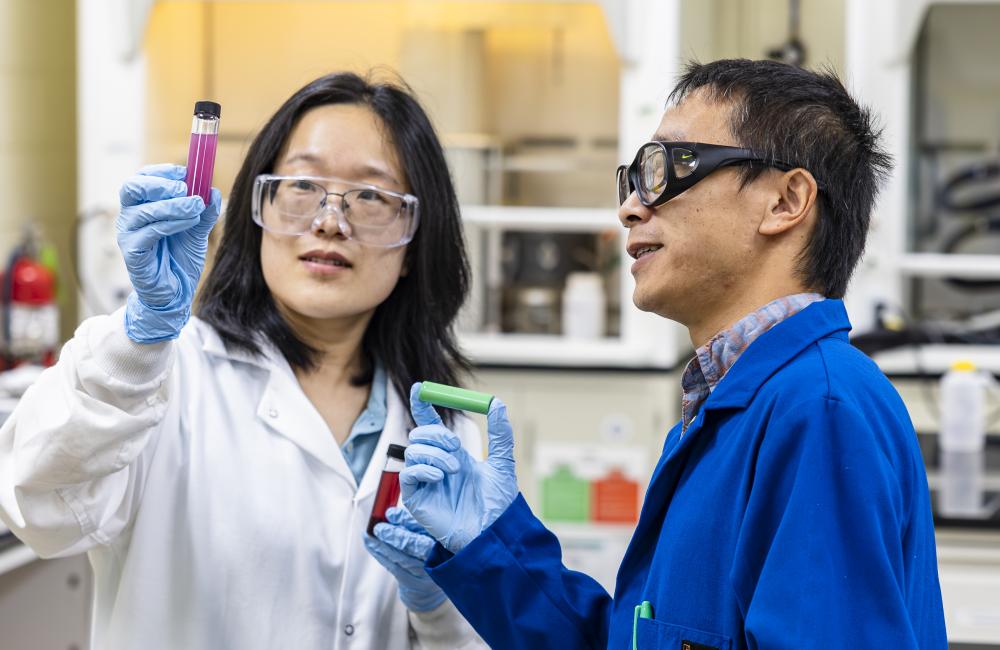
[669,59,892,298]
[198,71,470,404]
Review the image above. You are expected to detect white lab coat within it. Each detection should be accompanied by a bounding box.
[0,310,485,650]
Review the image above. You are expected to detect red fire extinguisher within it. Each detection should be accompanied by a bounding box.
[1,232,59,368]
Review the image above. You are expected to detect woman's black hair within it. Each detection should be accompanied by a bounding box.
[198,71,471,406]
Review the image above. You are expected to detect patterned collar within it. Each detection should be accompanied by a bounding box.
[680,293,825,432]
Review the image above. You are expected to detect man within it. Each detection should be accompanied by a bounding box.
[374,59,948,648]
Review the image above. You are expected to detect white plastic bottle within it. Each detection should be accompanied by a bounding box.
[938,360,987,517]
[561,272,606,339]
[939,360,987,453]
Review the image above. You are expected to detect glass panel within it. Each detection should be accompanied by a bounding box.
[639,144,667,202]
[262,179,324,233]
[672,148,698,179]
[616,166,630,205]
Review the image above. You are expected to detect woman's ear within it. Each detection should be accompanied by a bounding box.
[759,168,819,236]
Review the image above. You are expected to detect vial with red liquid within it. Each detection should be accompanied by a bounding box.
[185,101,221,205]
[367,444,407,536]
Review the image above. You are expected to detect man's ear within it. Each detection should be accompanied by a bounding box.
[759,168,819,236]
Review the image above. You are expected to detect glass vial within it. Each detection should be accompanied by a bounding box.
[185,100,221,206]
[367,444,407,536]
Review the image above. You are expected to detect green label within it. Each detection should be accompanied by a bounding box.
[541,465,590,522]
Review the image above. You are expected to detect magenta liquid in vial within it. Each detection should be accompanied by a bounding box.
[185,101,221,205]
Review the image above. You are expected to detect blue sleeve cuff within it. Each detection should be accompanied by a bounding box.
[424,493,606,650]
[426,492,530,576]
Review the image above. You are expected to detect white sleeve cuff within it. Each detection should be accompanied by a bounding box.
[409,599,487,650]
[81,308,173,385]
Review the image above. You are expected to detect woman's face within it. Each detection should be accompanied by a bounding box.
[260,103,410,331]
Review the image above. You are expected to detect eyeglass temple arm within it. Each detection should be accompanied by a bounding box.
[718,157,826,192]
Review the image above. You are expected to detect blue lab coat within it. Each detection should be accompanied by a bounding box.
[426,299,947,649]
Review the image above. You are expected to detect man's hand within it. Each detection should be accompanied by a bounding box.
[400,383,518,554]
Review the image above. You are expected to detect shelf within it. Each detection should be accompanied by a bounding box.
[458,204,686,369]
[461,205,619,232]
[874,344,1000,375]
[898,253,1000,280]
[0,539,37,577]
[498,152,617,174]
[460,333,675,368]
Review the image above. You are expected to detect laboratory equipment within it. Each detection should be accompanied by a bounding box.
[591,469,639,524]
[562,272,606,339]
[1,227,59,368]
[459,209,683,368]
[541,466,590,522]
[185,101,221,206]
[367,444,406,536]
[75,206,132,318]
[939,360,989,453]
[939,360,988,517]
[765,0,807,67]
[905,4,1000,322]
[499,231,598,336]
[418,382,494,414]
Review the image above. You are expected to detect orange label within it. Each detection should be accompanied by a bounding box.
[591,469,639,523]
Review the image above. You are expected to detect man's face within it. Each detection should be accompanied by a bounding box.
[618,90,774,326]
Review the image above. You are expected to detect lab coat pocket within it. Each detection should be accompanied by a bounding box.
[634,618,732,650]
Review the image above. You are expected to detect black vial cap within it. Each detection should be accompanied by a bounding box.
[387,444,407,460]
[193,100,221,119]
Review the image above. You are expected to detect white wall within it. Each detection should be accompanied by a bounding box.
[0,0,79,336]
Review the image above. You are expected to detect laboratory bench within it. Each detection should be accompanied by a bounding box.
[0,533,36,576]
[920,432,1000,531]
[0,534,91,649]
[917,431,1000,646]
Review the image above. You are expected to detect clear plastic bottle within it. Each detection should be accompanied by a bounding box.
[185,101,221,206]
[367,444,406,536]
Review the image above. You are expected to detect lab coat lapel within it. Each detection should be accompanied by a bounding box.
[615,412,708,592]
[355,386,411,502]
[254,355,357,486]
[201,324,360,486]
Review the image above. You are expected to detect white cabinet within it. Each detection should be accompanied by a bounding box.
[0,552,91,650]
[936,530,1000,644]
[459,206,689,368]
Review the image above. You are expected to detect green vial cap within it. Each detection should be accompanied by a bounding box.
[418,381,494,414]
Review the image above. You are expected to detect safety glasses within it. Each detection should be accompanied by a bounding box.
[616,141,816,208]
[252,174,420,248]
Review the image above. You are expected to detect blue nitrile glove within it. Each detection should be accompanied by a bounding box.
[363,506,447,612]
[116,163,222,343]
[400,383,518,554]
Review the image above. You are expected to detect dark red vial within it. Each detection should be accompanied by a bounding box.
[367,444,406,536]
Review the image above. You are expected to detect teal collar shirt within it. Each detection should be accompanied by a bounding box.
[341,364,388,486]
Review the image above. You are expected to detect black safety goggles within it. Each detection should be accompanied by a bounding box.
[616,141,821,208]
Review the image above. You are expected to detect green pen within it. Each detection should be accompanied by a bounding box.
[418,381,494,414]
[632,600,653,650]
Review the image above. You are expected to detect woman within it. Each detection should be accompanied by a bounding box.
[0,72,485,649]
